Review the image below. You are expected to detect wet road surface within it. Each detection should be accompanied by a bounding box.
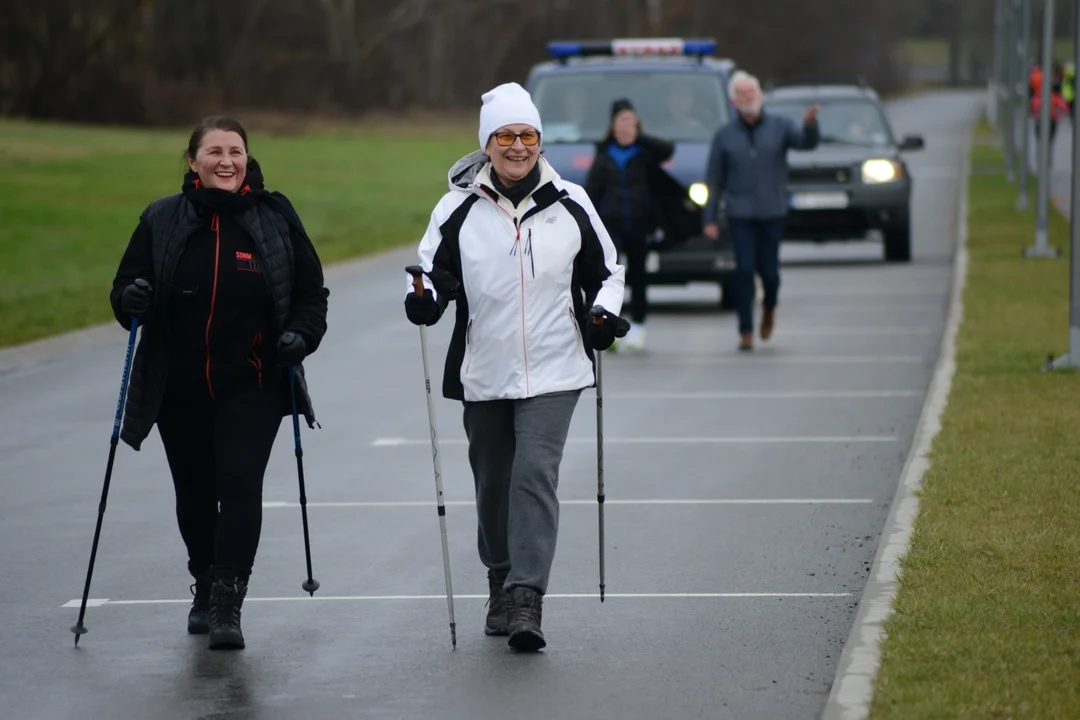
[0,90,983,719]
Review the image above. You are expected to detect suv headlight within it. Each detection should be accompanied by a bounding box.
[689,182,709,205]
[861,159,902,184]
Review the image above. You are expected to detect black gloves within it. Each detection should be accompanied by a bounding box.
[584,305,630,351]
[277,331,307,367]
[120,278,153,318]
[404,265,459,327]
[405,288,443,326]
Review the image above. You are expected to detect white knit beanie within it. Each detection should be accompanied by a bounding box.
[478,82,543,150]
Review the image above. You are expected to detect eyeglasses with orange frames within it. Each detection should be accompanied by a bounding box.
[491,129,541,147]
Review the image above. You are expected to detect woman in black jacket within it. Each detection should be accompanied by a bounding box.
[110,115,329,650]
[585,98,674,351]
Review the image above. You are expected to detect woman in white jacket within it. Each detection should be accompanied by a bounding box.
[404,82,626,652]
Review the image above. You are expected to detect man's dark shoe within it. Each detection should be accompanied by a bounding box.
[208,578,248,650]
[187,570,212,634]
[760,308,776,340]
[507,586,545,651]
[484,570,509,636]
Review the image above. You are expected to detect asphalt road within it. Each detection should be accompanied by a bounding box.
[0,90,983,720]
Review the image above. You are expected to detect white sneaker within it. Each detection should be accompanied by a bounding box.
[623,323,646,350]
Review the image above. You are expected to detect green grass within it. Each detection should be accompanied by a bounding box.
[0,117,475,348]
[898,37,1077,68]
[867,119,1080,718]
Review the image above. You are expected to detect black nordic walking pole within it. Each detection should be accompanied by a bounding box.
[406,264,457,649]
[289,365,320,596]
[71,312,140,645]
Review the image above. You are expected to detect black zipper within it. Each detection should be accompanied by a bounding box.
[509,218,520,255]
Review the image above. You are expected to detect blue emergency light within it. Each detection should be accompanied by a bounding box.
[546,38,717,60]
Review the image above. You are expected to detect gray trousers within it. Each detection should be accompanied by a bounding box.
[462,389,581,596]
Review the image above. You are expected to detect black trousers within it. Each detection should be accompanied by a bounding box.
[156,378,285,582]
[609,227,649,324]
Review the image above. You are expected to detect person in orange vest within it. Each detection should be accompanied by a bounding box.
[1031,83,1070,162]
[1029,63,1043,100]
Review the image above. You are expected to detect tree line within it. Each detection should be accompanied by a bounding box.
[0,0,1028,127]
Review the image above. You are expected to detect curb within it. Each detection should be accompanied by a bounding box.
[819,128,972,718]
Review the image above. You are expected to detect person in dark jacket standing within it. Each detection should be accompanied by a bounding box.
[584,98,674,351]
[404,82,625,652]
[703,71,819,351]
[110,115,329,650]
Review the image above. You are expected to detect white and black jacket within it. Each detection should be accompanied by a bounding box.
[406,150,625,403]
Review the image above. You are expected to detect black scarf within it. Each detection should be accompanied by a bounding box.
[182,156,267,214]
[490,161,541,207]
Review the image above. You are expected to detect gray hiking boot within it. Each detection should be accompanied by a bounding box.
[507,586,545,651]
[484,570,509,636]
[208,578,248,650]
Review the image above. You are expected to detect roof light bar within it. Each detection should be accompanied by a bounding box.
[546,38,717,59]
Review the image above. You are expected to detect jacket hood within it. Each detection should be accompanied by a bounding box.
[447,150,560,194]
[448,149,490,190]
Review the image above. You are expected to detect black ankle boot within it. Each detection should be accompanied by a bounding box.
[208,578,248,650]
[187,570,212,635]
[484,570,509,637]
[507,586,545,651]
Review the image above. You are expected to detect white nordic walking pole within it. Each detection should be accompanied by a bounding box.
[406,265,457,649]
[588,306,628,602]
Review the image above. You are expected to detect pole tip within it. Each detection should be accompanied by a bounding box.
[71,624,87,645]
[303,578,320,596]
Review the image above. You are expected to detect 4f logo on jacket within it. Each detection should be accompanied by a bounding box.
[235,250,262,273]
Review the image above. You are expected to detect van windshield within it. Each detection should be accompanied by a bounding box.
[531,71,729,144]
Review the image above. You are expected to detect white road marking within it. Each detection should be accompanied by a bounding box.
[658,326,934,336]
[779,304,945,311]
[61,599,109,608]
[63,592,854,607]
[606,390,922,399]
[781,289,948,297]
[607,355,927,365]
[261,498,877,509]
[373,436,897,447]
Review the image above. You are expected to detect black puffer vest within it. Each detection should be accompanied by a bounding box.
[120,193,317,450]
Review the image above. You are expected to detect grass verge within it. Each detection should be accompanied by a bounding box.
[0,117,475,348]
[867,119,1080,717]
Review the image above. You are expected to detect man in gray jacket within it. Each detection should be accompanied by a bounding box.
[703,70,819,350]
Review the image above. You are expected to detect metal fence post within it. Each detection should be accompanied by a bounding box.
[1024,0,1062,258]
[992,0,1006,127]
[1005,1,1018,182]
[1017,0,1033,209]
[1049,1,1080,369]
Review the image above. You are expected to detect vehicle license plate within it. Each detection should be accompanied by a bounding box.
[790,191,849,210]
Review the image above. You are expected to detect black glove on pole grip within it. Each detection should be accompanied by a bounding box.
[405,265,425,292]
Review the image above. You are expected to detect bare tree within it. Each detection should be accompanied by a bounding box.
[1,0,918,125]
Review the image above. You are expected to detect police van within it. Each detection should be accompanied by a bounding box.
[524,38,739,308]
